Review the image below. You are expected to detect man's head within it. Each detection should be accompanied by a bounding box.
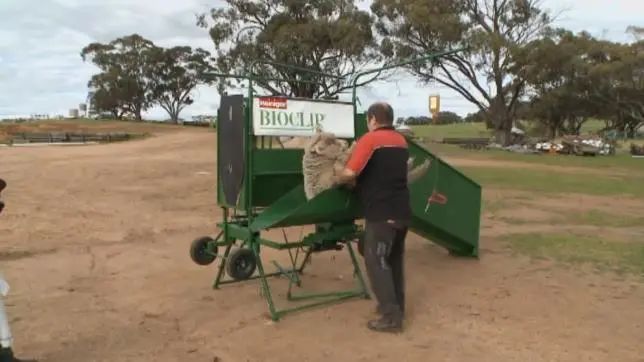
[366,102,394,131]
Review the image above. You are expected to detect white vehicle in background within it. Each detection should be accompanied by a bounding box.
[395,123,414,137]
[0,179,34,362]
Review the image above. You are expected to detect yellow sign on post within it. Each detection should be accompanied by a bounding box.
[429,94,440,124]
[429,95,440,114]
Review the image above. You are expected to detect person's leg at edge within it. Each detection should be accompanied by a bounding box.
[390,224,407,316]
[363,220,403,332]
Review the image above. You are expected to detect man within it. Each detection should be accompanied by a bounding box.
[334,102,410,333]
[0,179,34,362]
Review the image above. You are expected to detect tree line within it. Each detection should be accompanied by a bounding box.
[81,35,211,123]
[81,0,643,143]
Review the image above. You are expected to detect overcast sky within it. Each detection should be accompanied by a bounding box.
[0,0,642,120]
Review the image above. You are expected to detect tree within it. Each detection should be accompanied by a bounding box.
[464,109,487,123]
[589,39,644,138]
[627,25,644,42]
[371,0,553,145]
[523,30,599,138]
[197,0,384,98]
[81,34,156,120]
[435,111,463,124]
[147,46,212,123]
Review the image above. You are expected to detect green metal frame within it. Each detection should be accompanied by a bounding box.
[198,49,469,321]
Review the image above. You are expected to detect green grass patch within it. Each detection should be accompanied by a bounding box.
[461,166,644,198]
[411,121,643,173]
[504,233,644,276]
[564,210,644,228]
[494,208,644,228]
[411,119,607,141]
[473,149,643,170]
[483,199,510,215]
[412,123,491,140]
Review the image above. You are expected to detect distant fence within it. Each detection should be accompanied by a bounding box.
[7,132,144,145]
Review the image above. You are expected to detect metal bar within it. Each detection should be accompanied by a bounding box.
[250,77,326,86]
[246,74,254,225]
[219,223,253,241]
[257,238,307,250]
[222,207,229,246]
[297,249,313,274]
[346,241,370,300]
[202,72,327,87]
[272,261,301,285]
[249,60,345,80]
[213,242,233,289]
[274,292,365,319]
[216,269,300,285]
[351,49,466,106]
[201,72,250,82]
[287,289,364,301]
[251,242,279,321]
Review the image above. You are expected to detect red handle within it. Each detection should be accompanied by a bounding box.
[428,191,448,205]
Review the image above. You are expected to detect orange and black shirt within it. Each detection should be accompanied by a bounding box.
[346,126,411,222]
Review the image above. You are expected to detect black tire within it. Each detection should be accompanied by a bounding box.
[190,236,217,266]
[226,248,257,280]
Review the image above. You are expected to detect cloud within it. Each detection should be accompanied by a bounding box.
[0,0,640,120]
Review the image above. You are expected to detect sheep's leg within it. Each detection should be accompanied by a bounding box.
[407,159,431,184]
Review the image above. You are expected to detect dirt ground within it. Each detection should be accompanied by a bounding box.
[1,128,643,362]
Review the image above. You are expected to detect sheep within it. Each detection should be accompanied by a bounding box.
[302,131,431,200]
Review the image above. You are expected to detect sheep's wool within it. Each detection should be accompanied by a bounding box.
[301,131,431,200]
[302,132,352,200]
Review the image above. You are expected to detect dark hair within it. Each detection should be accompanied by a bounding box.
[367,102,394,126]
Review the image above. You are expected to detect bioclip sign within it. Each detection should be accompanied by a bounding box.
[252,96,355,138]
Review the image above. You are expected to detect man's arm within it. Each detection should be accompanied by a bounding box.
[334,136,373,186]
[334,164,357,186]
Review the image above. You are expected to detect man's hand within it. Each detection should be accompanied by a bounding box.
[333,166,357,188]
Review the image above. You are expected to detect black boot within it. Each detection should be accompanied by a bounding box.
[367,315,403,333]
[0,348,14,362]
[0,348,36,362]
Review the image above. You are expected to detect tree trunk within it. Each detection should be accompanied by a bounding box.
[171,110,180,124]
[548,122,558,140]
[626,123,637,139]
[489,95,515,146]
[492,115,513,146]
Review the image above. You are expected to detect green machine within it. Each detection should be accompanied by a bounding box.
[189,51,482,321]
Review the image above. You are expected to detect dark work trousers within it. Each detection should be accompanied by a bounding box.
[363,219,408,321]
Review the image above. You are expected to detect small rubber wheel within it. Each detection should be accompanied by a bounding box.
[190,236,218,266]
[226,248,257,280]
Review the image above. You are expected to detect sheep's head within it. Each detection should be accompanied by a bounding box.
[305,131,349,159]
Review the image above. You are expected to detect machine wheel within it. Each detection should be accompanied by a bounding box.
[226,248,257,280]
[190,236,218,266]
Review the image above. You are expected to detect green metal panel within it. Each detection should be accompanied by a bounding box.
[245,149,305,208]
[407,140,482,256]
[249,184,362,231]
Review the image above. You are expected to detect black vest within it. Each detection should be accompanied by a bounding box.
[355,127,412,222]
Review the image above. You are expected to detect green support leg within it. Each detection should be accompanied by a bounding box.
[281,241,369,311]
[213,242,233,289]
[209,230,369,321]
[346,241,370,300]
[251,241,280,321]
